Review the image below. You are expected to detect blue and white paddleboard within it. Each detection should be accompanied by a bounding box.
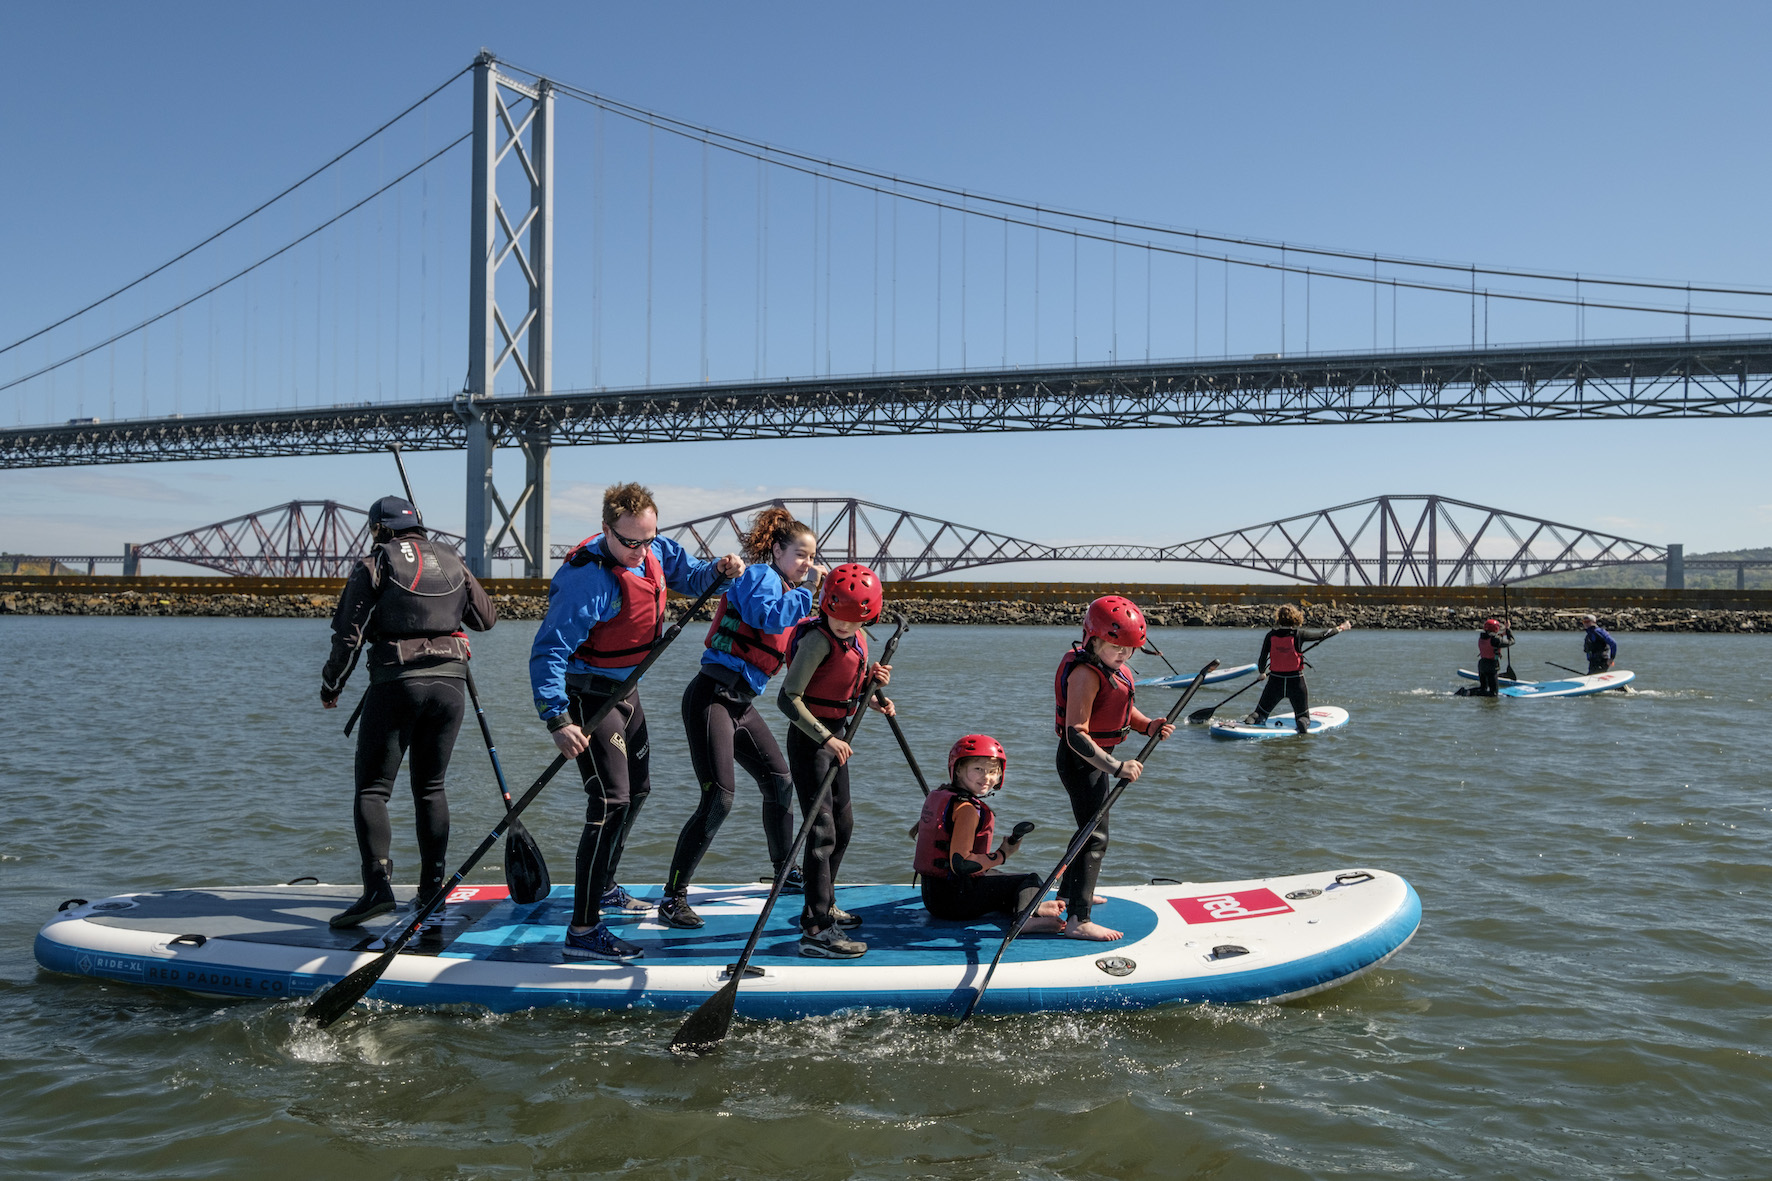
[1455,668,1635,698]
[1208,706,1350,740]
[36,871,1418,1020]
[1136,662,1258,689]
[1499,670,1635,698]
[1454,668,1526,687]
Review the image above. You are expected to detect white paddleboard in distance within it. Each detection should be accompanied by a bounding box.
[35,871,1420,1019]
[1136,662,1258,688]
[1498,669,1635,699]
[1209,705,1350,739]
[1455,668,1526,687]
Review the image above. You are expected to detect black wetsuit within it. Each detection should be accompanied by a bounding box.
[666,668,796,892]
[922,867,1043,922]
[1475,631,1514,696]
[320,533,496,900]
[1251,626,1339,728]
[1054,739,1110,924]
[785,726,853,932]
[565,675,652,929]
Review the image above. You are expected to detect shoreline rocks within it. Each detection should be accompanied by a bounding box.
[0,591,1763,633]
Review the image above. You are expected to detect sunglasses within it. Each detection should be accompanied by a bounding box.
[607,524,657,550]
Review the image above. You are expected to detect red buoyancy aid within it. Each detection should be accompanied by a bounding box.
[704,584,797,677]
[1053,646,1136,748]
[1478,632,1504,660]
[790,618,870,719]
[1267,630,1304,674]
[567,535,667,670]
[913,788,996,878]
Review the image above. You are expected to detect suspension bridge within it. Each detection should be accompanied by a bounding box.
[15,494,1765,588]
[6,53,1771,579]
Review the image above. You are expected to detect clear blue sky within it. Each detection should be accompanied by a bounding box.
[3,2,1769,576]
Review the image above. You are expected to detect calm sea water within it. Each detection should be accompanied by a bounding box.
[1,617,1768,1180]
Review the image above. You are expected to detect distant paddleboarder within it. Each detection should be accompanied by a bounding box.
[1244,605,1351,733]
[1472,618,1514,697]
[1580,613,1617,674]
[319,496,497,930]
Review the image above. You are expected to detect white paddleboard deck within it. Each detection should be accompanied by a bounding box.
[1136,662,1258,688]
[36,870,1419,1019]
[1209,706,1351,740]
[1456,668,1635,698]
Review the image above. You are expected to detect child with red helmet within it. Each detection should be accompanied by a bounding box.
[911,735,1064,931]
[1245,605,1352,731]
[1052,595,1174,941]
[776,562,896,958]
[1469,617,1514,697]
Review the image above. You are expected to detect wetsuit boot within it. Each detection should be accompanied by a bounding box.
[415,857,450,932]
[330,859,397,928]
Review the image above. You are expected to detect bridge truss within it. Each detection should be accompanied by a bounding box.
[4,337,1772,471]
[133,500,465,578]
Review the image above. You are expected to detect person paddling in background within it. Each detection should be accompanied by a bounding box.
[319,497,497,930]
[1473,617,1515,697]
[912,735,1064,933]
[530,483,743,962]
[777,563,895,959]
[660,507,825,929]
[1054,596,1173,942]
[1581,613,1617,674]
[1244,605,1352,733]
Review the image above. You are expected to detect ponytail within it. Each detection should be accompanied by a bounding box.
[740,506,813,562]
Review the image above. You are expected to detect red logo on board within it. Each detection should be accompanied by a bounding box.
[445,885,511,904]
[1169,889,1292,923]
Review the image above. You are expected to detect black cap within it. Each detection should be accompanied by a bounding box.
[368,496,423,532]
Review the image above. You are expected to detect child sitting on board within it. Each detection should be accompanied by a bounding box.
[911,735,1064,932]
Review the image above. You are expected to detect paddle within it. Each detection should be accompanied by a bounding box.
[464,666,551,904]
[1545,660,1585,677]
[1188,632,1336,723]
[1501,583,1517,681]
[306,575,729,1029]
[383,442,549,902]
[672,618,907,1055]
[960,658,1218,1022]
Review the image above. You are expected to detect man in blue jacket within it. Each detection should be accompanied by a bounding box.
[530,482,743,962]
[1580,613,1618,674]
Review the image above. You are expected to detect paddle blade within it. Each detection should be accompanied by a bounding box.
[305,947,397,1028]
[503,820,552,905]
[671,976,739,1054]
[1186,705,1217,724]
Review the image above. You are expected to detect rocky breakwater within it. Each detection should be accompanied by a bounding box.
[0,591,1766,633]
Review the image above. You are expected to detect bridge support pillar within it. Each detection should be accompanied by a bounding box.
[1666,543,1684,589]
[463,52,555,579]
[122,543,140,577]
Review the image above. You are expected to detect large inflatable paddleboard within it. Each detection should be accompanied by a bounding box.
[1209,706,1350,740]
[36,870,1418,1019]
[1456,668,1635,698]
[1136,662,1258,688]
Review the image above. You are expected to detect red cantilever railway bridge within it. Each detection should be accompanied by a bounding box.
[7,494,1736,587]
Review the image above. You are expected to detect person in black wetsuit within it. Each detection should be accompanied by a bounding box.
[1244,605,1351,734]
[1472,618,1514,697]
[1580,613,1617,674]
[320,496,497,929]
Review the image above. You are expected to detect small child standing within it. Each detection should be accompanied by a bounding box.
[1245,605,1351,733]
[912,735,1063,932]
[1473,618,1514,697]
[1053,596,1174,942]
[777,563,895,959]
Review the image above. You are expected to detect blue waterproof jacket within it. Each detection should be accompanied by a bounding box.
[529,534,722,724]
[701,562,816,696]
[1583,625,1617,661]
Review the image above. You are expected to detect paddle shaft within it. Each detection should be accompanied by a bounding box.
[307,575,728,1027]
[672,620,904,1052]
[961,659,1218,1022]
[463,666,516,806]
[883,711,933,797]
[1502,583,1517,680]
[1190,632,1336,723]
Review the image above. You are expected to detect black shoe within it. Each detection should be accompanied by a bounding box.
[658,894,705,930]
[330,859,396,929]
[799,924,866,959]
[829,906,862,930]
[780,866,806,894]
[563,923,644,962]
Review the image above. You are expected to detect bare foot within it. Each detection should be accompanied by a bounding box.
[1035,900,1065,919]
[1021,915,1065,934]
[1064,919,1123,941]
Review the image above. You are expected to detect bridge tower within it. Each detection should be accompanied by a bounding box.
[465,51,554,577]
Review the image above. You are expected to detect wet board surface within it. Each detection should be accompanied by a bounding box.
[1209,706,1351,740]
[36,870,1419,1019]
[1135,662,1258,688]
[1453,669,1636,698]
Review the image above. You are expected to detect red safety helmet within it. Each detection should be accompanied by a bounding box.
[1084,595,1147,649]
[948,734,1007,790]
[1482,618,1502,633]
[820,562,883,623]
